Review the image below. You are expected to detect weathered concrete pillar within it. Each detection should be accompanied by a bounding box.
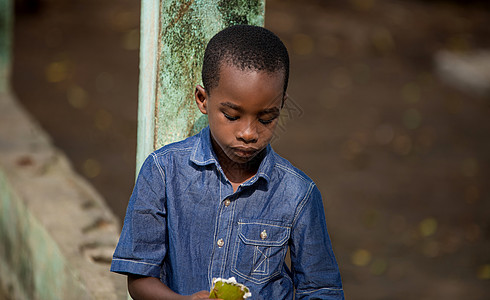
[137,0,265,171]
[0,0,12,93]
[1,1,126,298]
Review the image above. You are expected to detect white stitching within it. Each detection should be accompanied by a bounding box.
[112,258,160,267]
[252,246,269,274]
[231,221,288,284]
[275,163,310,184]
[153,146,193,157]
[296,287,344,294]
[237,222,290,228]
[292,182,315,227]
[151,152,166,182]
[208,171,222,286]
[190,133,216,165]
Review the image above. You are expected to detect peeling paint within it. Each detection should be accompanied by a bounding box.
[150,0,265,150]
[0,0,13,93]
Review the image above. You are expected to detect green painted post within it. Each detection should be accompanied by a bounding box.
[137,0,265,172]
[0,0,12,93]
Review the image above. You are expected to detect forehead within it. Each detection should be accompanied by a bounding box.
[211,63,285,109]
[217,59,285,83]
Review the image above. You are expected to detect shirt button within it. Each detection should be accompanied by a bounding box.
[260,230,268,240]
[217,239,224,247]
[224,199,231,207]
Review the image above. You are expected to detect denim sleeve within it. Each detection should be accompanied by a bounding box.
[290,184,344,300]
[110,153,167,278]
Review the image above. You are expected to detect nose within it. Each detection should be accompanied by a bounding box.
[237,121,258,143]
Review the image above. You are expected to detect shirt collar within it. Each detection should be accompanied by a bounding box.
[190,126,274,186]
[190,126,219,166]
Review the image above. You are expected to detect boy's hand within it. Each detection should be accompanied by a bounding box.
[187,290,222,300]
[128,274,221,300]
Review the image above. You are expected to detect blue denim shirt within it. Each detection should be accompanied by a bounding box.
[111,127,344,299]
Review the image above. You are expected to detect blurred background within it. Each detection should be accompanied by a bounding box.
[11,0,489,299]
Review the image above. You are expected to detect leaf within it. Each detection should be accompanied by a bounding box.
[209,278,251,300]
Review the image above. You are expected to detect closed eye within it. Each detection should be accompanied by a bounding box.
[224,113,239,121]
[259,115,279,125]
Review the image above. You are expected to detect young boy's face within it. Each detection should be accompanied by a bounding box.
[195,63,285,165]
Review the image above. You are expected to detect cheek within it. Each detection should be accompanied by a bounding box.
[210,122,232,143]
[207,114,224,130]
[260,122,279,138]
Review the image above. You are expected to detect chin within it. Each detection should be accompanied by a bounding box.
[229,156,253,165]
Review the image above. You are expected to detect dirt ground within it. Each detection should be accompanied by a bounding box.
[11,0,490,299]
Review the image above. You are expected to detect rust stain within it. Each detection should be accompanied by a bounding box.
[169,0,195,29]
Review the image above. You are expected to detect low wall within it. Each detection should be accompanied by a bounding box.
[0,91,126,299]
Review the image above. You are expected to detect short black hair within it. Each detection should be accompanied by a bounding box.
[202,25,289,95]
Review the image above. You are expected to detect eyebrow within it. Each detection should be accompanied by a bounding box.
[220,102,281,116]
[258,107,280,116]
[220,102,243,112]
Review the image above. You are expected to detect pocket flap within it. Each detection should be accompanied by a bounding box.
[238,220,290,247]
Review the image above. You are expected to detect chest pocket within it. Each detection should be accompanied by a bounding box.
[232,219,291,284]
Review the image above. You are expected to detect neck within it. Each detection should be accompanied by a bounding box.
[211,139,265,186]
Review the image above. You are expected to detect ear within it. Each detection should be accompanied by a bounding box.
[195,85,208,115]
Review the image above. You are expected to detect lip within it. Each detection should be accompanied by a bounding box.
[231,147,259,158]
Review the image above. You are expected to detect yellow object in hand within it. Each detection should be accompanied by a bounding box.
[209,277,251,300]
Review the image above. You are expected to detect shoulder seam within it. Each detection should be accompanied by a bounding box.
[274,162,310,184]
[292,182,316,227]
[153,146,194,157]
[150,152,166,181]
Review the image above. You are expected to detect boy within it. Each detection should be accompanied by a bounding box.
[111,25,344,299]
